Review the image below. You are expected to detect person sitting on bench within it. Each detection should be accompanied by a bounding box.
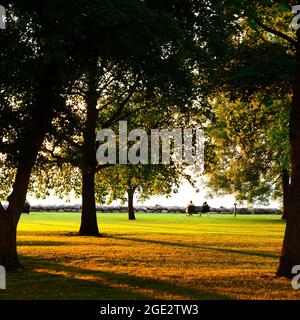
[186,201,196,216]
[202,201,210,215]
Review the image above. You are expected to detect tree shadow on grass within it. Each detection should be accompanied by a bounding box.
[106,235,279,259]
[3,265,151,300]
[12,255,230,300]
[18,241,73,247]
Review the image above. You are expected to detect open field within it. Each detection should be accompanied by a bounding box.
[1,213,299,300]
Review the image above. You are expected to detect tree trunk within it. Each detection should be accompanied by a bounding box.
[281,169,290,221]
[0,215,22,271]
[79,170,99,236]
[277,31,300,278]
[0,58,59,271]
[79,65,100,236]
[128,189,136,220]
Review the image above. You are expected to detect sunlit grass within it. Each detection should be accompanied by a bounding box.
[1,213,299,300]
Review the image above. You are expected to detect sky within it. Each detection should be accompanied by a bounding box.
[27,179,281,209]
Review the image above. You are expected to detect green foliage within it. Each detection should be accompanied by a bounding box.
[22,1,227,203]
[98,164,185,205]
[206,93,290,205]
[203,1,296,205]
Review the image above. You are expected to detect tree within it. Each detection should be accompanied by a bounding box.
[30,0,229,236]
[40,60,193,234]
[221,0,300,277]
[1,0,178,265]
[96,102,202,220]
[0,1,69,270]
[205,92,290,212]
[99,163,192,220]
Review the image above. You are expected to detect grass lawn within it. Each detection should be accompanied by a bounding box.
[1,213,299,300]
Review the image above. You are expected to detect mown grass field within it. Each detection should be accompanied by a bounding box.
[1,213,299,300]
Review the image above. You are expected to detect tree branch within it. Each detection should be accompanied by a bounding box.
[95,163,113,173]
[101,88,138,128]
[254,18,297,48]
